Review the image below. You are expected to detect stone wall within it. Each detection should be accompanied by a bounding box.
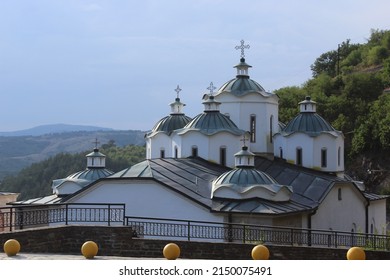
[0,225,389,260]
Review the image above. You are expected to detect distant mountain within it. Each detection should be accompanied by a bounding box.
[0,124,113,137]
[0,129,146,179]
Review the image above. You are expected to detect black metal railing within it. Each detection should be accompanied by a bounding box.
[1,204,389,251]
[0,203,125,231]
[125,216,390,251]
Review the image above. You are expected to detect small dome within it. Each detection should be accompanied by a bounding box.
[212,145,293,201]
[180,111,244,136]
[178,95,244,136]
[66,168,114,182]
[211,168,293,201]
[151,114,192,133]
[283,113,336,135]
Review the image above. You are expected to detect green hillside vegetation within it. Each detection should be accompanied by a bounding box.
[0,141,145,200]
[276,29,390,194]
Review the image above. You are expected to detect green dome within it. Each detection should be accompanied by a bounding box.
[211,168,293,201]
[151,114,192,133]
[283,112,336,135]
[180,111,244,136]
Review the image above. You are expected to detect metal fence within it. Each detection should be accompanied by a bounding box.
[125,216,390,251]
[0,203,125,231]
[1,204,389,251]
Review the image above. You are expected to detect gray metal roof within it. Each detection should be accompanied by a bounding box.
[217,77,268,97]
[66,168,114,182]
[282,112,339,136]
[148,114,192,135]
[178,111,245,136]
[86,157,320,215]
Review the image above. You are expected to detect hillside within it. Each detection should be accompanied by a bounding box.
[0,129,146,179]
[276,29,390,194]
[0,123,113,137]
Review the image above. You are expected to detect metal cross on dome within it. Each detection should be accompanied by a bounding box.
[235,39,250,58]
[240,135,249,147]
[93,138,100,149]
[207,82,216,95]
[174,85,182,98]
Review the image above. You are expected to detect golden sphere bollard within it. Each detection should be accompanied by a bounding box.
[251,244,269,260]
[81,241,99,259]
[163,243,180,260]
[3,239,21,257]
[346,247,366,260]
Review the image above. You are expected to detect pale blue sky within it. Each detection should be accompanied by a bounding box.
[0,0,389,132]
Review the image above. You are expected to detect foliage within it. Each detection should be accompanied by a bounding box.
[278,29,390,167]
[0,143,145,200]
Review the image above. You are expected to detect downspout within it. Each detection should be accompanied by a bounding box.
[308,209,317,247]
[365,200,370,235]
[228,213,233,242]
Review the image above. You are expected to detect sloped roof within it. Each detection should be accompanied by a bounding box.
[69,157,328,215]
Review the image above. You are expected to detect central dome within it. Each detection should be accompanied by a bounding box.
[216,58,267,97]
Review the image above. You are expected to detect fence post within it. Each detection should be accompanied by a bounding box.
[243,225,246,244]
[187,221,191,241]
[334,232,338,248]
[108,204,111,226]
[65,204,68,225]
[9,207,13,232]
[291,228,294,246]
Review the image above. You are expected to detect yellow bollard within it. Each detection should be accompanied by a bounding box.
[3,239,21,257]
[251,244,270,260]
[81,241,99,259]
[163,243,180,260]
[346,247,366,260]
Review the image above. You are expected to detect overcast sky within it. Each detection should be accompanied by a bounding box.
[0,0,389,132]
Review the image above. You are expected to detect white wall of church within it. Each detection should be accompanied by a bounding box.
[68,180,224,223]
[367,199,387,235]
[274,133,344,172]
[216,93,278,154]
[146,133,172,159]
[311,183,366,232]
[175,131,241,167]
[55,182,83,196]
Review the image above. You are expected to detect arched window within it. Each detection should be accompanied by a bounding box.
[338,188,342,201]
[160,149,165,158]
[191,146,198,157]
[296,147,302,166]
[174,146,178,158]
[338,147,341,166]
[321,148,327,168]
[279,147,283,159]
[250,115,256,143]
[270,115,273,143]
[220,146,227,166]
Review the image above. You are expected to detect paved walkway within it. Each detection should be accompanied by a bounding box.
[0,253,156,260]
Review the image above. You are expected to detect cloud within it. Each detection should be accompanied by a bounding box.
[81,3,103,12]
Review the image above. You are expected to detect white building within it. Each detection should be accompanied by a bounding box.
[12,41,388,235]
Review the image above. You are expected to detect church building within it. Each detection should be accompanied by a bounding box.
[12,41,388,235]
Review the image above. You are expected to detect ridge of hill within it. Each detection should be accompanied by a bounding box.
[0,129,146,179]
[0,123,113,137]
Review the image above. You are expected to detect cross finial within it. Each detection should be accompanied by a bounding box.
[174,85,182,98]
[207,82,216,95]
[235,39,250,58]
[93,138,100,149]
[240,135,249,147]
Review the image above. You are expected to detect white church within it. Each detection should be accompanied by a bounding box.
[13,41,387,235]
